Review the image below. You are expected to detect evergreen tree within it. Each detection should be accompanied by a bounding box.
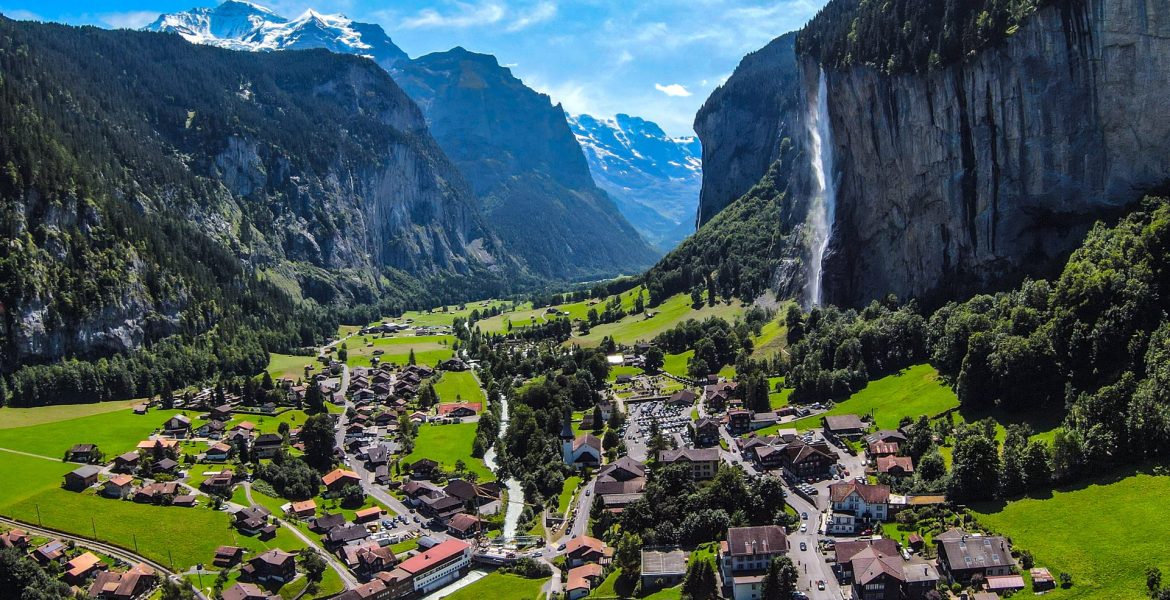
[947,422,1001,502]
[300,413,336,472]
[408,349,417,366]
[304,382,326,414]
[681,559,717,600]
[761,556,798,599]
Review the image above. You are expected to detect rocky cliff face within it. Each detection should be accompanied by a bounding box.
[694,32,802,226]
[697,0,1170,307]
[395,48,660,279]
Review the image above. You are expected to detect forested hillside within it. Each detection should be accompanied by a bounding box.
[797,0,1062,73]
[783,198,1170,496]
[0,18,517,406]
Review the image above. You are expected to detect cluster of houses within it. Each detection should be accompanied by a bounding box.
[399,477,499,536]
[332,538,474,600]
[562,536,614,599]
[1,528,159,599]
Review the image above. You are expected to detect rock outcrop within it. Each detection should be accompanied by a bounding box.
[697,0,1170,307]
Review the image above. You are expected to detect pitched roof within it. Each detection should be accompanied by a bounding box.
[437,402,482,415]
[876,455,915,473]
[321,468,360,487]
[829,481,891,504]
[823,414,866,431]
[725,525,788,557]
[573,433,602,451]
[850,546,906,585]
[658,448,720,463]
[65,551,102,578]
[640,549,688,576]
[564,536,606,558]
[107,474,134,487]
[396,539,469,574]
[939,535,1014,571]
[68,465,102,479]
[447,513,481,533]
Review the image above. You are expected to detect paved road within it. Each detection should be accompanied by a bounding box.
[0,515,209,600]
[242,482,359,589]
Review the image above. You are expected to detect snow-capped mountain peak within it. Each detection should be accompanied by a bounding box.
[146,1,407,68]
[568,113,702,251]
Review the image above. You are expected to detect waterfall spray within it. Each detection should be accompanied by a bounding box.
[805,67,836,307]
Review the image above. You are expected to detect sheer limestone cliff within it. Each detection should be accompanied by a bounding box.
[695,0,1170,307]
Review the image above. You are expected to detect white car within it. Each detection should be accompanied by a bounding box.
[799,523,807,533]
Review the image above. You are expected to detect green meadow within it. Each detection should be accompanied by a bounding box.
[973,464,1170,599]
[401,422,493,481]
[432,371,487,405]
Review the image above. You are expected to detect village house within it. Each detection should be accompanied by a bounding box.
[65,551,104,584]
[253,433,283,459]
[241,549,297,584]
[289,499,317,519]
[234,505,273,535]
[322,468,361,494]
[876,455,915,476]
[32,540,68,564]
[152,457,180,475]
[64,465,101,491]
[658,448,721,481]
[444,479,500,509]
[209,404,233,421]
[564,536,613,568]
[354,506,383,523]
[436,402,481,419]
[727,409,752,434]
[566,563,605,600]
[835,538,940,600]
[446,513,482,539]
[162,414,192,438]
[409,458,440,480]
[935,529,1016,583]
[668,389,699,407]
[134,481,180,504]
[213,546,246,568]
[719,525,789,600]
[86,562,157,600]
[103,474,135,499]
[325,524,371,548]
[829,482,891,534]
[308,512,346,533]
[201,470,236,494]
[341,542,397,576]
[755,439,838,480]
[66,443,100,463]
[0,528,30,549]
[221,583,280,600]
[439,358,469,371]
[205,442,233,462]
[111,451,140,473]
[866,440,900,459]
[823,414,867,438]
[692,417,722,447]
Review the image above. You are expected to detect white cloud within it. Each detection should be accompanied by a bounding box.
[399,1,506,30]
[655,83,692,97]
[98,11,161,30]
[506,1,556,32]
[615,49,634,66]
[0,8,42,21]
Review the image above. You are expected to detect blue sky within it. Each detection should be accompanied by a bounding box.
[1,1,827,136]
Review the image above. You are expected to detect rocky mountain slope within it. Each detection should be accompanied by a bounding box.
[568,113,702,252]
[394,50,659,279]
[691,0,1170,307]
[149,1,659,280]
[0,17,504,373]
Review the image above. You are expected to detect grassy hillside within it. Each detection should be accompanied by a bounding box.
[573,293,748,347]
[973,464,1170,599]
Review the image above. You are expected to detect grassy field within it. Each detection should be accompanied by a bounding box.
[401,422,492,480]
[344,334,455,368]
[557,476,582,515]
[768,377,792,409]
[0,399,145,429]
[432,371,486,405]
[0,407,191,458]
[267,352,316,382]
[0,465,305,571]
[574,294,748,347]
[751,311,790,359]
[771,364,959,433]
[973,464,1170,599]
[445,572,545,600]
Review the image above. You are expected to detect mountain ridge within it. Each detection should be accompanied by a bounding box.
[148,1,661,279]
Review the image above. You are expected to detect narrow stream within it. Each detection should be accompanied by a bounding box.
[482,394,525,540]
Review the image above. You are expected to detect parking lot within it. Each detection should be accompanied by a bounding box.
[621,399,693,460]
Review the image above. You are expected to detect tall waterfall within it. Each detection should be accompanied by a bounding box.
[805,68,836,307]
